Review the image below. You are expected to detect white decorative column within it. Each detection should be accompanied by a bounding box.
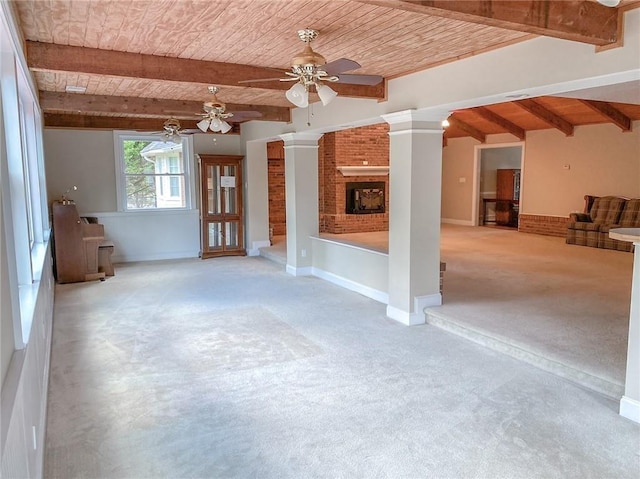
[244,141,271,256]
[610,228,640,423]
[280,132,323,276]
[382,110,448,325]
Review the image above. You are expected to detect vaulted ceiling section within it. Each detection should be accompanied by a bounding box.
[11,0,640,140]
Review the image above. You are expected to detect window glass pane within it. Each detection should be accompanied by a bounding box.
[170,176,180,197]
[225,221,239,248]
[208,222,223,249]
[125,176,157,209]
[225,184,237,214]
[207,165,221,215]
[120,137,188,210]
[169,156,181,173]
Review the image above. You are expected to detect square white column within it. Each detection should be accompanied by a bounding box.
[280,132,322,276]
[244,141,271,256]
[383,110,448,325]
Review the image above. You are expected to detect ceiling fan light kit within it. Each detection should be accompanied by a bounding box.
[240,29,383,109]
[317,83,338,106]
[154,117,184,144]
[194,86,259,134]
[597,0,620,6]
[286,82,309,108]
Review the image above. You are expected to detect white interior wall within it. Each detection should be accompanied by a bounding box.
[44,130,117,211]
[43,130,244,262]
[1,193,14,384]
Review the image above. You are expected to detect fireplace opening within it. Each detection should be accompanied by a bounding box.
[345,181,385,214]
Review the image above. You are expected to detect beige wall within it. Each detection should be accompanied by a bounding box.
[523,122,640,215]
[441,123,640,222]
[441,137,476,222]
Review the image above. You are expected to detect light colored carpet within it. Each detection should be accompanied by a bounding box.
[430,225,633,398]
[264,225,633,398]
[46,255,638,478]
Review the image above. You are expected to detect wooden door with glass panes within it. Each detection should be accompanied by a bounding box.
[199,155,246,258]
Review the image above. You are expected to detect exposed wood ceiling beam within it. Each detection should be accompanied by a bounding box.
[471,106,526,139]
[579,99,632,131]
[515,98,574,136]
[449,115,487,143]
[43,114,241,133]
[352,0,618,45]
[39,91,291,123]
[26,41,385,101]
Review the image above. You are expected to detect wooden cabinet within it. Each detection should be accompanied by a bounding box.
[198,155,246,258]
[52,202,106,283]
[495,169,521,227]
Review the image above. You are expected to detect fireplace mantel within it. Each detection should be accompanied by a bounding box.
[337,166,389,177]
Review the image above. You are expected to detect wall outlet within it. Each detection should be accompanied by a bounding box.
[362,160,368,165]
[459,177,466,183]
[301,249,307,257]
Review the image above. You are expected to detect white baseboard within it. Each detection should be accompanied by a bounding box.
[248,240,271,257]
[312,267,388,304]
[112,251,199,263]
[416,293,442,310]
[441,218,474,226]
[286,265,313,276]
[620,396,640,423]
[386,304,426,326]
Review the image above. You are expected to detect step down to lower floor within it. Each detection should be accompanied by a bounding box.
[258,246,287,266]
[424,309,624,400]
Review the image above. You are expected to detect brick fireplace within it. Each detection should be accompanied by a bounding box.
[319,123,390,233]
[267,123,390,236]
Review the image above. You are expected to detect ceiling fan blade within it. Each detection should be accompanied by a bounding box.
[334,73,383,86]
[238,77,286,84]
[324,58,361,75]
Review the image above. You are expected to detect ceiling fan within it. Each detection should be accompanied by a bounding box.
[151,117,197,143]
[196,86,262,134]
[240,29,383,108]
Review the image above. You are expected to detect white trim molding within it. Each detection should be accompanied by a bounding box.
[312,267,388,304]
[416,293,442,311]
[386,305,427,326]
[337,166,389,176]
[248,240,271,257]
[286,265,313,276]
[620,396,640,423]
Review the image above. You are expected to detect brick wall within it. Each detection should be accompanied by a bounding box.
[268,125,391,236]
[518,214,569,237]
[320,124,390,233]
[267,141,286,236]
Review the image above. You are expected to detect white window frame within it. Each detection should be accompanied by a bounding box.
[113,132,195,212]
[1,14,49,346]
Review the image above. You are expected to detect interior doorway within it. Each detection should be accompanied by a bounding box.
[472,143,525,227]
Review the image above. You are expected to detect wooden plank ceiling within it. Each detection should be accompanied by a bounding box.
[11,0,640,139]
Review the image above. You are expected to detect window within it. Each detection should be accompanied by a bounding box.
[114,133,193,211]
